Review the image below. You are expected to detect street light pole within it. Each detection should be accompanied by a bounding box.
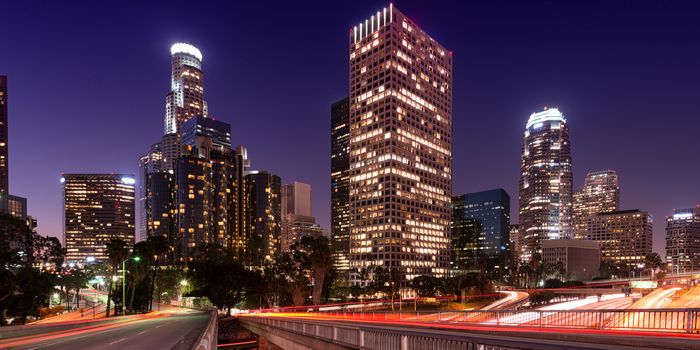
[122,259,126,315]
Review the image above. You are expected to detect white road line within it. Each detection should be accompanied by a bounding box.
[108,338,126,345]
[137,331,147,335]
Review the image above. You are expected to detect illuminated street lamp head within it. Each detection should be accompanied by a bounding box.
[133,256,141,262]
[170,43,203,61]
[180,279,188,286]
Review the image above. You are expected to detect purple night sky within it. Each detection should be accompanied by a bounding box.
[3,1,699,255]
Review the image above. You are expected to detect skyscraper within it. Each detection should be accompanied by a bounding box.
[62,174,136,262]
[666,206,700,272]
[0,76,8,198]
[165,43,207,136]
[246,171,281,265]
[281,181,322,252]
[162,43,207,170]
[585,209,652,267]
[348,5,453,286]
[573,170,620,239]
[518,107,573,262]
[331,97,350,276]
[451,189,510,274]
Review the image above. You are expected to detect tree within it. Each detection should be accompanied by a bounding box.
[127,242,150,312]
[186,244,255,315]
[411,275,436,298]
[0,213,64,325]
[105,239,128,317]
[63,268,93,311]
[145,235,169,311]
[644,253,663,279]
[292,236,333,306]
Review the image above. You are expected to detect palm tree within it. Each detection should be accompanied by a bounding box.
[146,235,169,311]
[105,239,128,317]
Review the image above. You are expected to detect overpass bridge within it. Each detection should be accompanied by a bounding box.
[240,311,700,350]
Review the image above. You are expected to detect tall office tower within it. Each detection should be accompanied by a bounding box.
[165,43,207,136]
[62,174,136,262]
[0,76,8,198]
[451,189,510,275]
[348,5,453,286]
[246,171,281,265]
[139,142,165,241]
[162,43,207,170]
[666,207,700,272]
[182,116,231,151]
[573,170,620,239]
[281,181,322,251]
[173,117,237,262]
[585,209,653,267]
[331,97,351,277]
[508,224,521,270]
[232,146,251,255]
[174,153,212,262]
[518,107,573,262]
[282,182,312,217]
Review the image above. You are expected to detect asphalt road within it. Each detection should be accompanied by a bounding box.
[0,310,210,350]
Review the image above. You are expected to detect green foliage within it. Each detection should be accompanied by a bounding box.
[186,244,256,315]
[0,213,65,325]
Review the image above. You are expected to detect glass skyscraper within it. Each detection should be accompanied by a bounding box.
[518,108,573,262]
[451,189,510,275]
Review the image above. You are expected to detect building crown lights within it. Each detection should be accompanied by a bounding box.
[171,43,202,61]
[526,107,566,129]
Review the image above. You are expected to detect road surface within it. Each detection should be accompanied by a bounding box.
[0,308,210,350]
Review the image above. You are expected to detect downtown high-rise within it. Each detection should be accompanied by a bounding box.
[281,181,322,252]
[585,209,652,267]
[666,206,700,272]
[63,174,136,262]
[348,5,452,286]
[518,107,573,262]
[573,170,620,239]
[0,76,8,198]
[451,189,510,274]
[331,97,350,276]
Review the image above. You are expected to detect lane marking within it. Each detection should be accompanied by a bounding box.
[108,338,126,345]
[137,331,147,335]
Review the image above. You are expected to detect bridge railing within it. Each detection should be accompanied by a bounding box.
[241,315,648,350]
[264,308,700,333]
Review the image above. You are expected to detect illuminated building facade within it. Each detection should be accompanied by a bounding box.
[518,108,573,262]
[165,43,207,138]
[585,209,652,267]
[666,207,700,272]
[573,170,620,239]
[62,174,136,262]
[331,97,351,276]
[246,171,281,265]
[348,5,453,286]
[0,76,7,198]
[451,189,510,274]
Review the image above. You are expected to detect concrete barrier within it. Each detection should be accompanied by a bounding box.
[193,311,218,350]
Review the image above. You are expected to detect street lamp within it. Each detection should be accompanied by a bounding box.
[121,256,140,315]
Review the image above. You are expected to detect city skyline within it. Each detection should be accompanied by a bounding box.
[3,0,700,256]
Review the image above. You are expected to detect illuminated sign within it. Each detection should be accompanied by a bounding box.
[121,177,136,185]
[630,281,657,289]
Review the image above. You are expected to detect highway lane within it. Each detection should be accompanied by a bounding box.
[0,309,210,350]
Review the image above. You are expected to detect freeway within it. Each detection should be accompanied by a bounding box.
[0,307,210,350]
